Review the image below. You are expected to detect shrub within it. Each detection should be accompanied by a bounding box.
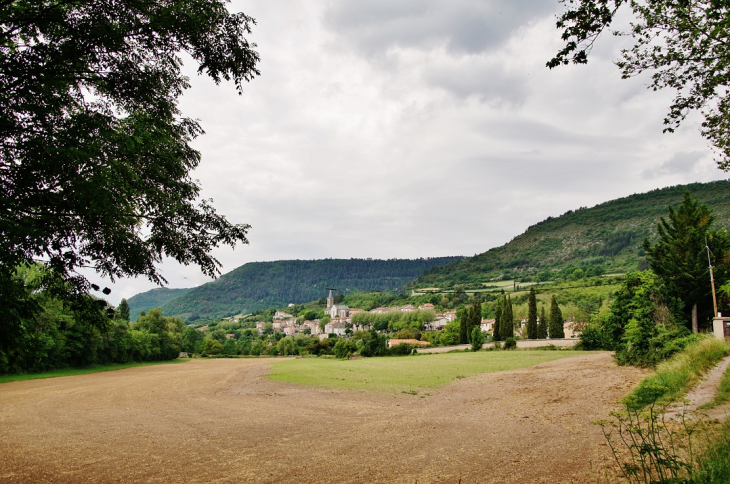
[470,327,485,351]
[576,323,611,350]
[386,343,417,356]
[504,337,516,350]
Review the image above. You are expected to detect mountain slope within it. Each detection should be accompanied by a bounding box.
[127,287,192,322]
[147,257,463,320]
[412,180,730,288]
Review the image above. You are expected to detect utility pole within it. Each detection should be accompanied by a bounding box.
[706,236,718,318]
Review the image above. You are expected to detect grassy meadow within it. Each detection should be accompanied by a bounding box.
[269,350,582,393]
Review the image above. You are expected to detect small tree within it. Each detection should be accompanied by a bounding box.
[471,326,485,351]
[526,288,538,339]
[118,299,130,321]
[549,296,564,339]
[537,306,547,339]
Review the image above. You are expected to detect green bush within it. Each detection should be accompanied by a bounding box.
[504,338,516,350]
[386,343,417,356]
[575,323,611,350]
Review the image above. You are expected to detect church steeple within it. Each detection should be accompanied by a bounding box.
[326,289,334,310]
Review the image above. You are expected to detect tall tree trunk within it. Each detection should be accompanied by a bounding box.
[692,303,698,333]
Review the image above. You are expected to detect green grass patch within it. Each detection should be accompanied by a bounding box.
[0,359,189,384]
[269,350,582,393]
[689,420,730,483]
[625,337,730,409]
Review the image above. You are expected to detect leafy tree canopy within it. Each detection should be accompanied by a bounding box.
[549,0,730,167]
[0,0,260,317]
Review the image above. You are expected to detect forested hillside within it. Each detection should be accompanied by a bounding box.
[412,180,730,288]
[132,257,462,321]
[127,287,192,322]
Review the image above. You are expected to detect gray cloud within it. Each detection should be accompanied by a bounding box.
[323,0,559,56]
[642,151,705,178]
[91,0,725,305]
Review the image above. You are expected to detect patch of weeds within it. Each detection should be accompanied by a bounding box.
[402,390,418,395]
[597,400,705,483]
[455,375,465,379]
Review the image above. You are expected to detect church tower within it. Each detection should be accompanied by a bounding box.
[326,289,334,310]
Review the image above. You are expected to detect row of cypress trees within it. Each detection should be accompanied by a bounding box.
[493,288,564,341]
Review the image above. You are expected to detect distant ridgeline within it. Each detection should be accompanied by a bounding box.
[128,257,463,321]
[127,287,192,322]
[411,180,730,289]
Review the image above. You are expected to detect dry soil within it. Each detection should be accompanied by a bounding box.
[0,352,646,483]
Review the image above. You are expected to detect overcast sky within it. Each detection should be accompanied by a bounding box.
[100,0,727,305]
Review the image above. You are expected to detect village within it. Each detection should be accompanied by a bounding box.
[240,290,580,343]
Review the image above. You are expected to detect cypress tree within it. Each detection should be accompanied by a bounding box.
[472,300,482,341]
[549,295,564,338]
[118,298,130,321]
[493,297,503,341]
[526,288,538,339]
[502,295,514,339]
[459,306,468,344]
[537,305,547,339]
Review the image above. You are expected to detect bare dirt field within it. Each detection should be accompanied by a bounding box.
[0,353,646,483]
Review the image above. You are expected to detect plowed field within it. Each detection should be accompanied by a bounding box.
[0,352,645,483]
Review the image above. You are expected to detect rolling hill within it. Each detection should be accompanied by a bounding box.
[129,257,463,321]
[127,287,192,322]
[411,180,730,288]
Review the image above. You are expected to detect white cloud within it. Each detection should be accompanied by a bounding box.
[96,0,726,305]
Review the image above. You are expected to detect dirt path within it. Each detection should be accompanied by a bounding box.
[665,355,730,421]
[0,353,645,483]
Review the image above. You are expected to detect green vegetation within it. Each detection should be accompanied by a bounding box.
[625,338,730,410]
[0,359,188,384]
[411,181,730,289]
[137,257,462,321]
[1,0,260,364]
[269,351,580,393]
[548,295,564,339]
[0,264,187,375]
[127,288,192,322]
[690,420,730,483]
[644,191,730,332]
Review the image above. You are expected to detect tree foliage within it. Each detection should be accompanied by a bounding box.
[643,192,730,330]
[501,295,514,339]
[538,305,547,339]
[1,0,261,335]
[549,0,730,167]
[526,287,538,339]
[549,295,564,339]
[493,297,503,341]
[118,299,130,322]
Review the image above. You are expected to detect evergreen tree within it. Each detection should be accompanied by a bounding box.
[643,191,730,332]
[470,300,482,342]
[493,297,503,341]
[526,288,538,339]
[549,296,564,338]
[118,299,130,322]
[471,326,485,351]
[501,295,514,339]
[537,305,547,339]
[459,307,468,344]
